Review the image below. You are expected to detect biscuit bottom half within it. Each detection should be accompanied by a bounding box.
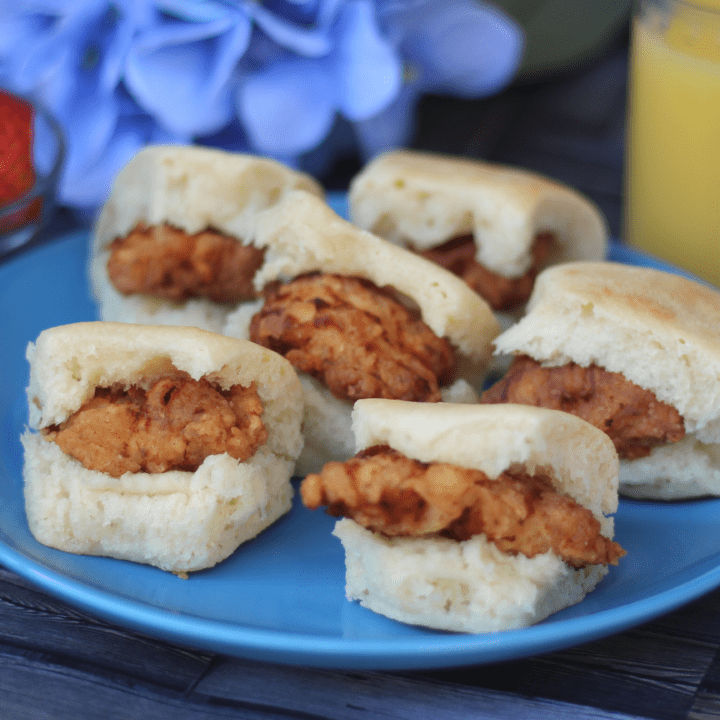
[22,433,294,574]
[333,517,608,633]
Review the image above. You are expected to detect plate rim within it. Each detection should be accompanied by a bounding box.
[0,513,718,669]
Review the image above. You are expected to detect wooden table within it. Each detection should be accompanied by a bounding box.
[3,32,718,720]
[2,563,720,719]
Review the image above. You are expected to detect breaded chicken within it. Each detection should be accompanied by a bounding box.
[416,232,556,311]
[45,375,268,477]
[301,446,624,569]
[481,355,685,459]
[249,273,456,402]
[107,223,265,303]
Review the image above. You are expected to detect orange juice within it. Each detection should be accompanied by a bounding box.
[624,0,720,286]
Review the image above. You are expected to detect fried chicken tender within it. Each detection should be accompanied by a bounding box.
[248,273,456,402]
[301,446,624,569]
[45,375,268,478]
[416,232,556,311]
[481,355,685,460]
[107,223,265,303]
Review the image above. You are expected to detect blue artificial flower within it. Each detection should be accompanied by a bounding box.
[125,8,252,136]
[0,0,523,211]
[238,1,401,156]
[0,0,174,207]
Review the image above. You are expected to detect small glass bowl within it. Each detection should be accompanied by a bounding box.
[0,93,64,258]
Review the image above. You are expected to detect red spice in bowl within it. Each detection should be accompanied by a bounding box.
[0,90,63,253]
[0,90,35,203]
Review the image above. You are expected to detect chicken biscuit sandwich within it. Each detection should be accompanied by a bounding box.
[348,150,607,316]
[222,190,501,473]
[483,261,720,499]
[22,322,304,573]
[301,399,624,633]
[90,144,324,333]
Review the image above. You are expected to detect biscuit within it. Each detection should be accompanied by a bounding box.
[90,145,324,332]
[325,400,621,632]
[22,322,304,572]
[223,190,501,472]
[491,261,720,498]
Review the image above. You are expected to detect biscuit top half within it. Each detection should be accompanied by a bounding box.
[26,321,304,459]
[348,150,607,278]
[493,261,720,436]
[249,190,501,366]
[92,144,324,253]
[351,398,620,533]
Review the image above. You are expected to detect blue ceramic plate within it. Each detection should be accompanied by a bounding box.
[1,208,719,670]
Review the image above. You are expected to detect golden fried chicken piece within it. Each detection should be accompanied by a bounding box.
[248,273,456,402]
[107,223,265,303]
[46,375,268,477]
[416,232,556,311]
[481,355,685,460]
[301,446,625,569]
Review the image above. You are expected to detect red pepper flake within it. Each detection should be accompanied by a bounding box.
[0,89,41,233]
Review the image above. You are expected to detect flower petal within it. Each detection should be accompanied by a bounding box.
[57,98,122,206]
[125,14,251,135]
[62,106,185,208]
[332,0,401,120]
[97,3,145,93]
[389,0,523,97]
[0,9,73,93]
[246,2,332,57]
[238,59,335,156]
[154,0,235,23]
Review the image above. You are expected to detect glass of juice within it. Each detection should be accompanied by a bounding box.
[624,0,720,286]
